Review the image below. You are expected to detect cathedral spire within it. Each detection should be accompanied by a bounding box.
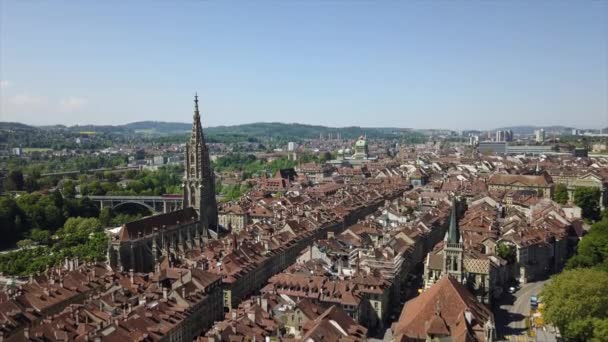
[191,93,204,143]
[194,92,200,119]
[184,93,218,234]
[447,198,460,244]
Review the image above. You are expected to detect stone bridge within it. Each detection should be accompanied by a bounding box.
[85,195,184,214]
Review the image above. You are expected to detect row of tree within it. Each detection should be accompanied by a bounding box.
[541,211,608,341]
[77,165,184,196]
[213,153,299,180]
[0,193,99,250]
[552,185,602,221]
[0,216,108,275]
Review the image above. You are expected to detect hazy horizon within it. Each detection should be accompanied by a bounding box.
[1,1,607,129]
[3,119,602,133]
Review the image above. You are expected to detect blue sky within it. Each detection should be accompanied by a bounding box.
[1,1,606,129]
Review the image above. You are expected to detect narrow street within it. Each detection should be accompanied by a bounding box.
[495,280,547,341]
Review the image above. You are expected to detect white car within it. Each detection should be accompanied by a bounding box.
[508,286,516,294]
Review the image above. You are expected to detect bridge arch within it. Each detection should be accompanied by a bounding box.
[112,201,157,214]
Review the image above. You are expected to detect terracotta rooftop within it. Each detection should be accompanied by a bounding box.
[393,275,493,342]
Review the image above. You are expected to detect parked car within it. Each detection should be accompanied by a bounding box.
[530,295,539,309]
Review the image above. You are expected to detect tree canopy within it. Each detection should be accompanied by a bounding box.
[567,218,608,271]
[553,183,569,205]
[541,268,608,342]
[0,194,99,250]
[0,216,108,276]
[545,212,608,341]
[574,187,601,222]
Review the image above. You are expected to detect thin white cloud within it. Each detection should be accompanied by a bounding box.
[59,96,88,112]
[0,80,9,89]
[0,93,49,122]
[7,94,47,107]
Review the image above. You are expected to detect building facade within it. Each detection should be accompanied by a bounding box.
[487,174,553,199]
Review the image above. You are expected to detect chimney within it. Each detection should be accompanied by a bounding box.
[128,303,132,314]
[23,327,29,339]
[163,287,168,300]
[464,309,473,324]
[261,298,268,313]
[247,311,256,323]
[129,269,134,284]
[181,287,186,299]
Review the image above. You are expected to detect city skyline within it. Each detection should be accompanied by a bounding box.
[1,1,607,129]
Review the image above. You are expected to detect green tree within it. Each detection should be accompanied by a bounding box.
[574,187,601,221]
[3,170,24,191]
[62,180,77,198]
[30,228,51,245]
[0,197,25,249]
[99,207,112,227]
[541,268,608,341]
[496,242,516,264]
[215,181,223,195]
[110,213,143,226]
[320,151,333,162]
[567,218,608,271]
[553,183,569,204]
[23,177,40,192]
[16,239,33,249]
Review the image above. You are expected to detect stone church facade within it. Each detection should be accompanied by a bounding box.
[423,200,497,304]
[108,95,218,272]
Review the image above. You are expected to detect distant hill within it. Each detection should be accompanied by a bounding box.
[205,122,414,139]
[0,121,417,139]
[119,121,417,139]
[0,122,36,131]
[2,121,599,139]
[123,121,191,134]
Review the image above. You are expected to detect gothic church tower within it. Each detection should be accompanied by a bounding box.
[183,94,218,235]
[443,199,464,282]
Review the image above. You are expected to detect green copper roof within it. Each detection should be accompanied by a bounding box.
[355,139,367,147]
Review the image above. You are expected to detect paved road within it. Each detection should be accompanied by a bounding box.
[495,280,548,340]
[535,327,558,342]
